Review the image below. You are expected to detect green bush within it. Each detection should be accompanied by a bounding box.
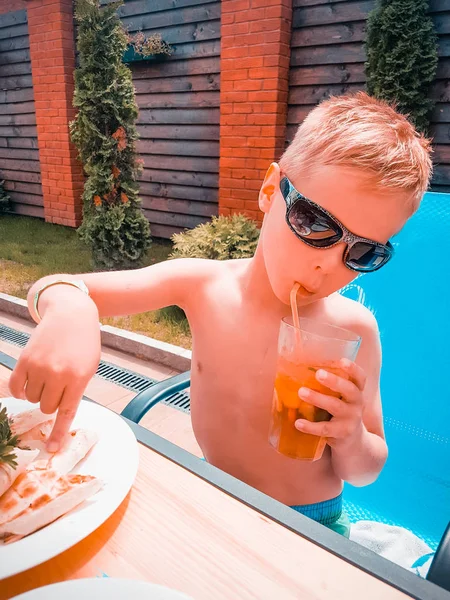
[70,0,151,270]
[171,215,260,260]
[0,181,10,213]
[365,0,438,134]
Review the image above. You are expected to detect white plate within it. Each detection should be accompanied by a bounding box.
[11,579,194,600]
[0,398,139,580]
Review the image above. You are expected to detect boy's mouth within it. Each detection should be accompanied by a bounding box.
[296,283,317,297]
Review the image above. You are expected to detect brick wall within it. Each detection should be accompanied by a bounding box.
[219,0,292,222]
[0,1,27,13]
[27,0,83,226]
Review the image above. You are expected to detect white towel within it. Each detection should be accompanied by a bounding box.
[350,521,435,578]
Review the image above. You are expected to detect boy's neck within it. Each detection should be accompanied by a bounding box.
[239,246,288,318]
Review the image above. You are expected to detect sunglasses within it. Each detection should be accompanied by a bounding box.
[280,176,394,273]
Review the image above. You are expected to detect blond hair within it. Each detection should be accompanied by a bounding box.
[280,92,432,212]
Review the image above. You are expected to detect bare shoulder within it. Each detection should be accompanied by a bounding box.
[325,292,380,339]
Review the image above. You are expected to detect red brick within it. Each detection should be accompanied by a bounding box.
[222,0,250,12]
[235,7,265,22]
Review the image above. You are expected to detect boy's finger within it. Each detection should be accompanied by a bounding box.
[298,387,345,417]
[315,369,359,402]
[24,378,45,405]
[40,380,65,415]
[339,359,366,391]
[8,361,28,400]
[295,418,336,438]
[47,386,82,452]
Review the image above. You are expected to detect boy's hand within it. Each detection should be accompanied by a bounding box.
[9,292,101,452]
[295,359,367,447]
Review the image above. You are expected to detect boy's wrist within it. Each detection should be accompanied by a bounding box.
[31,280,96,323]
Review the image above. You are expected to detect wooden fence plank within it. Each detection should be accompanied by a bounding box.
[0,48,30,65]
[291,22,366,48]
[136,154,218,174]
[431,80,450,103]
[138,107,219,125]
[149,223,183,238]
[0,157,40,173]
[0,137,38,149]
[289,64,365,86]
[0,124,37,137]
[434,144,450,163]
[137,139,219,157]
[432,103,450,123]
[142,208,209,229]
[0,100,35,115]
[126,20,220,47]
[139,181,217,202]
[0,88,34,104]
[3,179,42,195]
[9,203,44,219]
[0,10,27,30]
[117,0,219,18]
[135,90,220,109]
[436,58,450,80]
[0,169,41,184]
[0,35,29,53]
[289,83,362,105]
[287,105,315,126]
[294,0,351,7]
[293,1,375,28]
[0,23,28,41]
[141,196,217,217]
[0,147,39,160]
[7,190,45,206]
[0,112,36,126]
[432,164,450,184]
[131,56,219,79]
[291,44,365,67]
[0,62,31,77]
[429,0,450,13]
[433,13,450,35]
[0,75,33,90]
[140,168,218,189]
[438,35,450,57]
[137,124,219,141]
[168,39,220,60]
[133,73,219,95]
[430,123,450,144]
[121,4,221,32]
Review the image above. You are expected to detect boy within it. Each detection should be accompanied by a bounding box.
[9,93,432,536]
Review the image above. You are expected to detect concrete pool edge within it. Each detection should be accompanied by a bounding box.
[0,292,192,372]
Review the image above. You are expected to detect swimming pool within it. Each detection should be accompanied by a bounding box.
[341,191,450,550]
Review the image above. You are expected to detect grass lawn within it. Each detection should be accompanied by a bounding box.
[0,214,192,349]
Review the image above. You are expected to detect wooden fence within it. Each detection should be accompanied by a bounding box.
[287,0,450,193]
[0,8,43,217]
[116,0,221,239]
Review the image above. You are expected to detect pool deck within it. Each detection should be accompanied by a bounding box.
[0,310,202,457]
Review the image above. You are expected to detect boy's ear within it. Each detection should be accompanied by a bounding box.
[259,163,281,214]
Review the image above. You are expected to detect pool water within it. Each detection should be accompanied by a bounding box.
[340,192,450,550]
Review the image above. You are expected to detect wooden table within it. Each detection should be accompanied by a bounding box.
[0,357,446,600]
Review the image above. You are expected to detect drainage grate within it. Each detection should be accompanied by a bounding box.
[0,323,191,414]
[0,324,30,348]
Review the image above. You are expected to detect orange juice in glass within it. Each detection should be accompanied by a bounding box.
[269,317,361,461]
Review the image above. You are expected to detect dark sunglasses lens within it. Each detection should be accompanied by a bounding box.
[289,199,342,247]
[347,242,391,272]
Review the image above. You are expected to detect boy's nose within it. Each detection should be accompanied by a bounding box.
[313,243,346,274]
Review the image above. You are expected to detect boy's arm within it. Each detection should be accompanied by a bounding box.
[27,258,203,320]
[295,305,387,487]
[329,310,388,486]
[9,259,204,449]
